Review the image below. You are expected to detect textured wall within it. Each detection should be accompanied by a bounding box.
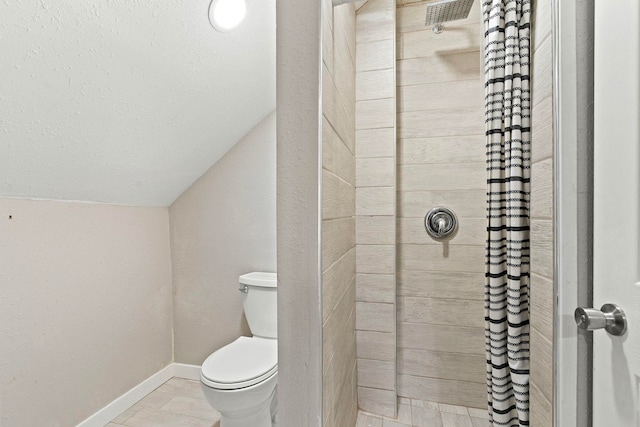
[529,0,555,424]
[0,0,275,206]
[170,112,276,365]
[276,0,323,424]
[395,0,487,409]
[321,2,359,427]
[0,198,173,426]
[354,0,398,417]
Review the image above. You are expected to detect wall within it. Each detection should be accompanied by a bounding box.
[0,198,172,426]
[353,0,398,417]
[394,0,486,409]
[321,2,359,427]
[274,0,554,424]
[170,112,277,365]
[529,0,555,424]
[275,0,323,424]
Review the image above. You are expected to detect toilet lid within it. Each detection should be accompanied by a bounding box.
[201,337,277,390]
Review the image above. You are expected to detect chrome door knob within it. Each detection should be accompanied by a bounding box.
[574,303,627,336]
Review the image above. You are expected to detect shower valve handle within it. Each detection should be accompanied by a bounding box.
[424,207,458,240]
[574,304,627,336]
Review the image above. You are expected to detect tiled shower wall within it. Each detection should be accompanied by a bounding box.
[353,0,555,420]
[354,0,398,417]
[529,0,554,424]
[395,0,487,409]
[321,1,359,427]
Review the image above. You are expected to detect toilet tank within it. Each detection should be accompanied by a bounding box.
[239,272,277,339]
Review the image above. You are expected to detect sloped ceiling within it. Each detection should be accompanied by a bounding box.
[0,0,275,206]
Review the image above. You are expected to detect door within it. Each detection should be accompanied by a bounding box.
[591,0,640,424]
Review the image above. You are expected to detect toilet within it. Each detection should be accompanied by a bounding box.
[200,272,278,427]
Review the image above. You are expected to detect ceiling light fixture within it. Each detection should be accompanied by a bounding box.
[209,0,246,32]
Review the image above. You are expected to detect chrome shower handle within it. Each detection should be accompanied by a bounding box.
[424,207,458,240]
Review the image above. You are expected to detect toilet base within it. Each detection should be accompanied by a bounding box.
[219,387,276,427]
[201,363,278,427]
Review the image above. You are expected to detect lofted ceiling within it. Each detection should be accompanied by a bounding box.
[0,0,275,206]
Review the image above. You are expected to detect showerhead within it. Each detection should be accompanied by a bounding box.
[425,0,474,32]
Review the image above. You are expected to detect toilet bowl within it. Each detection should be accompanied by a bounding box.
[200,272,278,427]
[201,336,277,427]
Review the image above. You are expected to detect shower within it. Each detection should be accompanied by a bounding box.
[425,0,474,33]
[281,0,552,424]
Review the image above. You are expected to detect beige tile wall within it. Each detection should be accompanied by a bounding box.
[355,0,398,418]
[395,0,487,410]
[321,2,359,427]
[351,0,554,422]
[529,0,554,424]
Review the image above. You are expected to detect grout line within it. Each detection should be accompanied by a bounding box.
[396,215,488,220]
[398,133,485,140]
[397,321,484,329]
[532,155,553,164]
[397,372,487,386]
[356,399,486,426]
[356,155,397,160]
[322,166,356,188]
[396,76,483,89]
[322,246,355,275]
[356,94,396,103]
[396,295,485,303]
[398,242,487,248]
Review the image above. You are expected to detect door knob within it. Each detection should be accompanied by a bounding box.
[574,303,627,336]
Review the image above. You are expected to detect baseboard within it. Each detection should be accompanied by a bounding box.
[172,363,201,380]
[76,363,201,427]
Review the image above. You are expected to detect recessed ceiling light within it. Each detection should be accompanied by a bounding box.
[209,0,247,32]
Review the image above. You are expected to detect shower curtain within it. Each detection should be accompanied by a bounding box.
[483,0,531,426]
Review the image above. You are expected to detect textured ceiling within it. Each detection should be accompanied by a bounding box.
[0,0,275,206]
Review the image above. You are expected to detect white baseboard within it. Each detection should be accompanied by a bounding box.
[172,363,201,380]
[76,363,201,427]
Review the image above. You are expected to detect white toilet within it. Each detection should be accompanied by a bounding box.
[200,272,278,427]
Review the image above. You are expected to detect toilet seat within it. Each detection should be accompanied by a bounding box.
[201,336,278,390]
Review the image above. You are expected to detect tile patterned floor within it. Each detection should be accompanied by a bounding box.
[108,377,487,427]
[107,378,220,427]
[356,398,490,427]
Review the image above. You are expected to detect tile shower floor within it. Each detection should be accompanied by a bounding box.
[107,377,488,427]
[107,378,220,427]
[357,398,490,427]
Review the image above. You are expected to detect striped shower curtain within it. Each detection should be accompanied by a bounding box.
[483,0,531,426]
